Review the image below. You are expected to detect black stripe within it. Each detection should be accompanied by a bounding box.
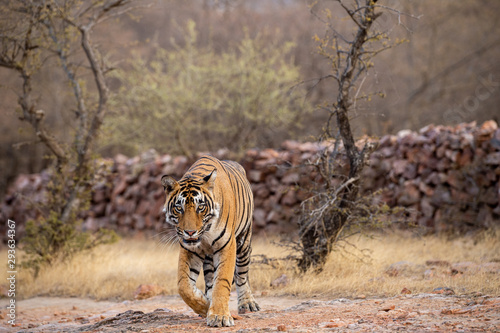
[219,278,232,291]
[211,223,226,246]
[237,228,251,252]
[214,235,232,255]
[190,268,200,275]
[236,258,250,267]
[237,244,251,260]
[180,244,204,261]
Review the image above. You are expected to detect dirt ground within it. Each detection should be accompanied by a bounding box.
[1,292,499,332]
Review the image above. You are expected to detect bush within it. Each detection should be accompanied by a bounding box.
[23,212,119,277]
[21,164,119,277]
[104,20,312,157]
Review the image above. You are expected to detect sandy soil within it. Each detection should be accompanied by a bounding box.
[1,292,499,332]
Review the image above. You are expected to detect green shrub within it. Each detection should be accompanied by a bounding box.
[104,20,311,157]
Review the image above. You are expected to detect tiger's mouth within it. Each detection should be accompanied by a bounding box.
[182,237,201,244]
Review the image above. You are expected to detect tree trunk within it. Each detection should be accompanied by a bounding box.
[298,1,379,272]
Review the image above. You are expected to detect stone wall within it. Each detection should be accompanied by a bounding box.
[1,121,499,241]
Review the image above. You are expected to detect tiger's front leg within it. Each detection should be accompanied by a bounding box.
[177,248,209,317]
[207,236,236,327]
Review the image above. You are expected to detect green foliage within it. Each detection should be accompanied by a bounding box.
[105,20,311,157]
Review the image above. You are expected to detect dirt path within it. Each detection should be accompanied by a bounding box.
[1,293,499,332]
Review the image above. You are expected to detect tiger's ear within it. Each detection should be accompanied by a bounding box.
[203,169,217,190]
[161,175,179,193]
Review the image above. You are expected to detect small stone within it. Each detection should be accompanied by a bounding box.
[271,274,290,288]
[432,287,455,295]
[380,305,395,312]
[321,319,347,328]
[277,324,287,331]
[376,311,390,318]
[134,284,163,300]
[385,261,421,277]
[425,260,451,267]
[230,311,243,320]
[401,288,412,295]
[451,262,479,274]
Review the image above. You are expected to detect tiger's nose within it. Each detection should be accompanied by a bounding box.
[184,230,197,237]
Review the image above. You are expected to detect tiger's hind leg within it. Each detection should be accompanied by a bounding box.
[234,227,260,314]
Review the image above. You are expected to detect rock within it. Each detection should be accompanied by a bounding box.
[479,262,500,274]
[397,183,420,206]
[320,319,347,328]
[280,189,297,206]
[451,262,480,274]
[134,284,163,300]
[400,288,412,295]
[3,120,500,240]
[479,120,498,135]
[432,287,455,295]
[420,197,434,218]
[277,324,287,331]
[485,152,500,165]
[253,208,267,228]
[424,269,434,279]
[281,172,300,184]
[430,186,452,206]
[266,210,280,224]
[271,274,290,288]
[385,261,423,277]
[392,159,409,176]
[379,305,395,312]
[425,260,451,267]
[248,170,265,183]
[112,179,128,198]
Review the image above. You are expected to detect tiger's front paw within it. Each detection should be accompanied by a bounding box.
[238,299,260,314]
[207,313,234,327]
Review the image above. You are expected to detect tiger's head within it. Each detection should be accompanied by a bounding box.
[161,170,219,247]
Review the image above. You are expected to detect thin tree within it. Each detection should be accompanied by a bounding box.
[297,0,417,272]
[0,0,148,270]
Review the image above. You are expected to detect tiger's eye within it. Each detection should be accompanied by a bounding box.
[174,203,183,213]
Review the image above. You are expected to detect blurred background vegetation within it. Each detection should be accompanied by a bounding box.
[1,0,499,199]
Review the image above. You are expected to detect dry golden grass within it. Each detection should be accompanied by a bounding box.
[14,238,180,300]
[251,231,500,298]
[4,230,499,301]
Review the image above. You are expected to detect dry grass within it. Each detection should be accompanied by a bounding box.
[13,238,180,300]
[251,231,500,298]
[3,231,499,301]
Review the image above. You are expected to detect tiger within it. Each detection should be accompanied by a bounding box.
[161,155,260,327]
